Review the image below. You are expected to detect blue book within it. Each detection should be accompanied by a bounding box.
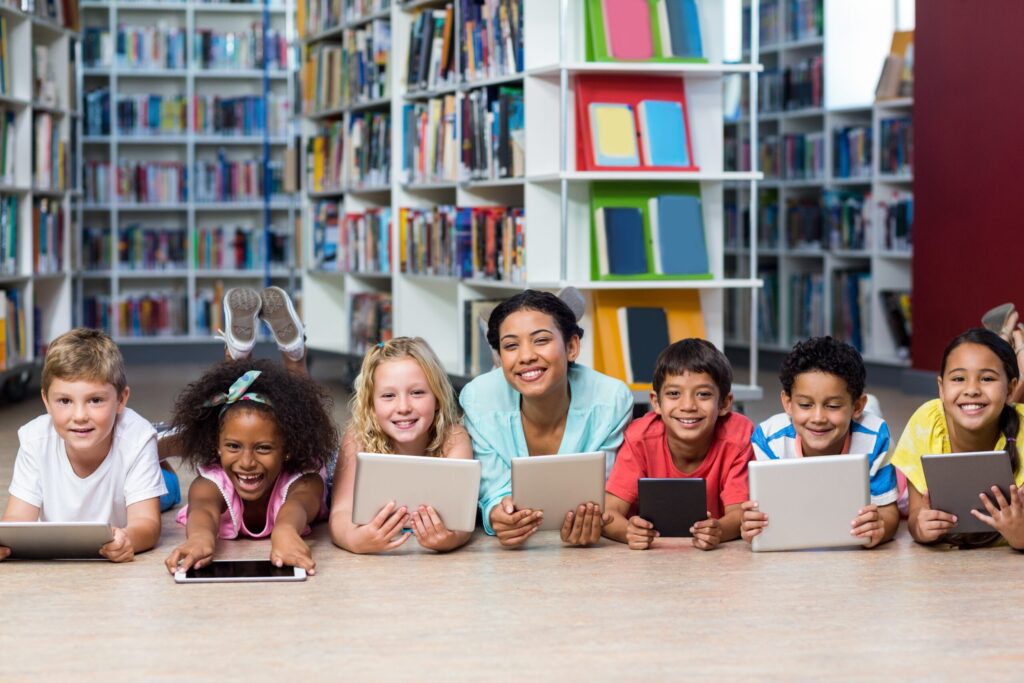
[596,207,648,276]
[664,0,704,58]
[649,194,709,276]
[618,307,670,384]
[638,100,691,167]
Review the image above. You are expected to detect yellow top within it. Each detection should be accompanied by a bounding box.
[891,398,1024,492]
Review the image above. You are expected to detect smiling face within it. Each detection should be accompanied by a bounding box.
[43,378,128,463]
[651,371,732,460]
[781,371,866,457]
[938,342,1016,438]
[372,358,438,455]
[218,408,286,504]
[497,308,579,400]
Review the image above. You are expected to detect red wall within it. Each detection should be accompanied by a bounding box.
[912,0,1024,371]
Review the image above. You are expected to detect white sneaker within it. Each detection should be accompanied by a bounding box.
[218,287,261,360]
[260,286,304,360]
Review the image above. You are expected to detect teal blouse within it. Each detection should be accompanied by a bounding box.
[459,364,633,534]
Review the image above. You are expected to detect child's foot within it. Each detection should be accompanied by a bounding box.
[219,287,261,360]
[260,286,305,361]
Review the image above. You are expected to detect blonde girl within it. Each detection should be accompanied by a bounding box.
[329,337,472,554]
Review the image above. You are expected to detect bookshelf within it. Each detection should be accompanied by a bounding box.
[76,0,300,344]
[0,2,78,398]
[723,0,912,367]
[300,0,765,399]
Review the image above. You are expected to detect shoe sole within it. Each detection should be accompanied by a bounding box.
[260,287,302,348]
[226,288,261,347]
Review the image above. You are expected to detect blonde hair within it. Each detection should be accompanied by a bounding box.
[349,337,459,457]
[42,328,127,396]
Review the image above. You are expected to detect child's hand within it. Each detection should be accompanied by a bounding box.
[411,505,458,551]
[560,503,609,547]
[270,527,316,575]
[691,513,722,551]
[914,492,957,543]
[100,527,135,563]
[0,545,10,561]
[740,500,767,543]
[852,504,885,548]
[164,536,215,574]
[490,496,542,548]
[971,485,1024,549]
[353,501,412,554]
[625,515,658,550]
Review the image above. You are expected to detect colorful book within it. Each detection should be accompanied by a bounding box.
[638,99,691,167]
[588,102,640,167]
[663,0,703,59]
[648,194,708,275]
[618,306,670,384]
[595,207,647,276]
[601,0,654,60]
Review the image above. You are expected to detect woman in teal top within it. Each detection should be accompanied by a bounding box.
[459,290,633,547]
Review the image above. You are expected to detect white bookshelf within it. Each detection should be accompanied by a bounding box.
[724,0,910,366]
[0,3,77,397]
[300,0,764,399]
[76,0,299,345]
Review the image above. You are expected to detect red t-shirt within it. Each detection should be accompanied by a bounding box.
[605,410,755,518]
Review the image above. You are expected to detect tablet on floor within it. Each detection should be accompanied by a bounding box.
[511,452,606,531]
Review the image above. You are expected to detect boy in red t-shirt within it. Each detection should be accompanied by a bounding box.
[604,339,754,550]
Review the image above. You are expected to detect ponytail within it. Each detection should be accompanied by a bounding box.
[1001,406,1021,475]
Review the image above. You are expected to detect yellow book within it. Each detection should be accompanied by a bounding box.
[588,103,640,166]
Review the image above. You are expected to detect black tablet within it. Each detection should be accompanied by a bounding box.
[922,451,1015,534]
[637,478,708,537]
[174,560,306,583]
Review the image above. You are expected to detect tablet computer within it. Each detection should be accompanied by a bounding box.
[637,478,707,537]
[0,522,113,560]
[511,452,605,531]
[921,450,1015,534]
[748,453,870,552]
[352,453,481,533]
[174,560,306,583]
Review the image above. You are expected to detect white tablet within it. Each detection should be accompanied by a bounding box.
[748,453,870,552]
[352,452,482,533]
[174,560,306,583]
[0,522,113,560]
[510,452,606,531]
[921,450,1014,534]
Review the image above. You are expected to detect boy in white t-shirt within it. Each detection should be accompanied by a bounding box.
[0,328,167,562]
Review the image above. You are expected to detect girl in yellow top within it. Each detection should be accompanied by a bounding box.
[892,328,1024,548]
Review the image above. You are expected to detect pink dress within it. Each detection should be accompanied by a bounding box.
[176,465,328,539]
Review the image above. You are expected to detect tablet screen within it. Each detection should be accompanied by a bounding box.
[184,560,298,580]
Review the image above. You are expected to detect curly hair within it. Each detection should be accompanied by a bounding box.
[170,359,339,473]
[486,289,583,351]
[779,336,866,400]
[348,337,459,457]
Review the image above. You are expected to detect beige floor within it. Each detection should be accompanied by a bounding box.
[1,362,1022,681]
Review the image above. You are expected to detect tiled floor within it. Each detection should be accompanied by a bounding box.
[4,361,1020,680]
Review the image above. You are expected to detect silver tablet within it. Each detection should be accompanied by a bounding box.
[749,453,870,552]
[352,453,482,533]
[0,522,113,560]
[921,450,1014,534]
[174,560,306,583]
[511,452,606,531]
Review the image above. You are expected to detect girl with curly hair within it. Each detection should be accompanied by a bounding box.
[329,337,472,554]
[163,288,338,575]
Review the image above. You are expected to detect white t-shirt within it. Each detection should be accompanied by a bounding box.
[8,407,167,527]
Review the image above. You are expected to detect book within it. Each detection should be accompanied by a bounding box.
[648,194,708,276]
[588,103,640,167]
[876,30,914,100]
[663,0,703,59]
[637,99,691,167]
[463,299,502,377]
[601,0,654,60]
[595,207,647,276]
[617,307,670,384]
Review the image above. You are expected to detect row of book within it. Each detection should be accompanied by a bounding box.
[312,202,391,274]
[585,0,704,62]
[724,272,780,346]
[196,225,290,270]
[118,226,188,271]
[724,192,781,250]
[832,269,871,353]
[743,0,779,49]
[194,25,288,71]
[0,109,13,185]
[0,195,16,275]
[194,94,291,137]
[83,292,189,337]
[194,156,286,203]
[405,6,456,92]
[301,22,390,114]
[833,125,872,179]
[33,198,64,274]
[879,116,912,176]
[823,190,868,251]
[85,161,187,205]
[350,291,392,355]
[790,272,825,340]
[460,0,524,81]
[461,85,524,181]
[299,0,390,38]
[0,17,10,97]
[83,24,287,71]
[880,191,912,252]
[307,122,344,192]
[33,113,66,191]
[779,132,825,181]
[114,93,187,137]
[195,281,227,336]
[0,288,28,370]
[115,24,188,70]
[400,96,458,184]
[786,0,823,42]
[348,111,390,189]
[399,205,524,282]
